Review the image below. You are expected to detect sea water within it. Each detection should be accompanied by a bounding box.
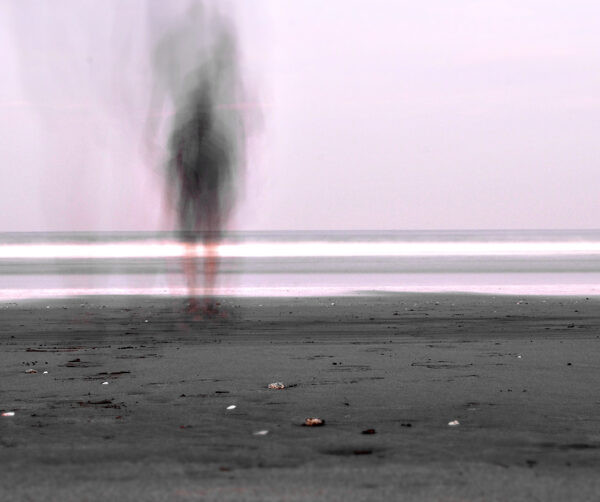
[0,230,599,299]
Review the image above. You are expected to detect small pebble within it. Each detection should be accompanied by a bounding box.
[448,420,460,426]
[303,417,325,427]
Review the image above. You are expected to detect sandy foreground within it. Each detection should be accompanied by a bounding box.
[1,293,600,501]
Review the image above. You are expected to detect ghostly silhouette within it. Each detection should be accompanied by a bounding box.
[147,4,246,315]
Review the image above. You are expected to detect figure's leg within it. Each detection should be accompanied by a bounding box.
[200,201,222,316]
[180,200,200,312]
[183,237,199,312]
[202,240,219,314]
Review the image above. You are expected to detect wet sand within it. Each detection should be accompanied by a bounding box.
[1,293,600,501]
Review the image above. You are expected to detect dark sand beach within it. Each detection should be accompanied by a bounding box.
[1,293,600,501]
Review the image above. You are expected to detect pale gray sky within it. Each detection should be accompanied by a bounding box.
[1,0,599,231]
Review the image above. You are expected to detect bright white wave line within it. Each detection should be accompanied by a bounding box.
[1,240,600,259]
[0,285,599,301]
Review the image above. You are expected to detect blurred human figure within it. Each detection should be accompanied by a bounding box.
[147,3,246,315]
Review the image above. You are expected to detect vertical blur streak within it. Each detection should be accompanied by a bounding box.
[145,2,247,314]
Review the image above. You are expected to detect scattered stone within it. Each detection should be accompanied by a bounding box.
[226,405,236,410]
[2,412,15,417]
[268,382,285,390]
[25,369,37,374]
[448,420,460,426]
[253,430,269,436]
